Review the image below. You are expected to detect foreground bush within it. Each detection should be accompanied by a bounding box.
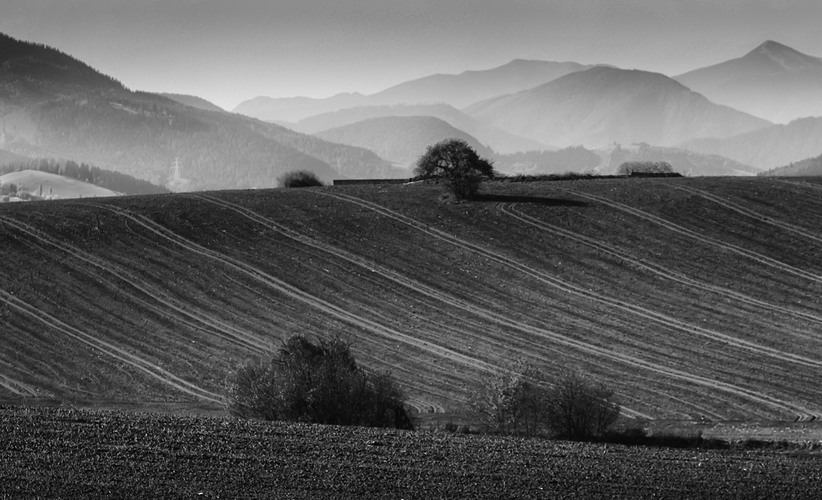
[228,335,413,429]
[473,365,620,439]
[278,170,323,188]
[472,362,547,436]
[544,370,621,439]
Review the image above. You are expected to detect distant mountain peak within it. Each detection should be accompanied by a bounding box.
[744,40,821,70]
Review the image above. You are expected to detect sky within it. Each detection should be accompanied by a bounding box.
[2,0,821,110]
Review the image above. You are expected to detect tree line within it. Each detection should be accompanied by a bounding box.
[0,158,169,195]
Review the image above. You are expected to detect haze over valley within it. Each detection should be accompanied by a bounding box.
[3,7,822,189]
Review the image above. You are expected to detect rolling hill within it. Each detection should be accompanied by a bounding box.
[464,67,771,149]
[0,170,120,199]
[0,32,391,190]
[2,178,822,423]
[682,117,822,170]
[233,59,595,123]
[159,93,226,113]
[295,104,551,154]
[675,41,822,124]
[759,152,822,177]
[314,116,493,171]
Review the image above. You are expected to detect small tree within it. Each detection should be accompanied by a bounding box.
[414,138,495,200]
[228,335,413,430]
[543,370,620,439]
[472,362,548,436]
[278,170,323,188]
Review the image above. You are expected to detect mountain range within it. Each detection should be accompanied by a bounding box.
[675,41,822,124]
[3,31,822,186]
[0,33,392,190]
[233,60,596,123]
[464,66,771,149]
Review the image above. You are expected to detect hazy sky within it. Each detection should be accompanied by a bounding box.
[2,0,821,110]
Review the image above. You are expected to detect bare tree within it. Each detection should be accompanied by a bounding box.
[543,370,620,439]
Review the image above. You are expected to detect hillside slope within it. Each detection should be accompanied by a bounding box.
[0,32,391,189]
[760,152,822,177]
[465,67,771,149]
[0,170,120,199]
[2,179,822,421]
[682,117,822,170]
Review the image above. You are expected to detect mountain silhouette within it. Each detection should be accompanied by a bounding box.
[464,66,770,148]
[0,32,391,190]
[233,59,596,122]
[675,41,822,123]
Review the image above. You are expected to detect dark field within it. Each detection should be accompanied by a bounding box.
[1,406,820,499]
[2,177,822,422]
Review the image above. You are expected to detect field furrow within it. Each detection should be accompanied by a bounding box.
[557,187,822,285]
[0,215,269,355]
[0,289,223,403]
[501,202,822,328]
[96,204,496,375]
[316,191,819,420]
[3,178,821,422]
[663,183,822,245]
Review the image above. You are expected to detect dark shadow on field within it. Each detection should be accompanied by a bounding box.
[472,193,588,207]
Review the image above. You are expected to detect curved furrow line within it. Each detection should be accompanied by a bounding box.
[319,192,822,369]
[90,204,495,375]
[193,194,565,357]
[664,183,822,245]
[501,203,822,329]
[776,179,822,192]
[0,216,268,354]
[0,289,223,403]
[0,372,38,396]
[316,191,818,419]
[125,200,659,419]
[556,187,822,285]
[191,194,669,420]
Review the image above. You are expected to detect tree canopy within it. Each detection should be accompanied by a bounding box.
[414,138,495,199]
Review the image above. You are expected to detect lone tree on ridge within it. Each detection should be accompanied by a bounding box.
[414,138,495,200]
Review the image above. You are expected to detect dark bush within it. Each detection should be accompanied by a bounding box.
[471,363,548,436]
[543,371,621,440]
[473,365,621,439]
[228,335,412,430]
[278,170,323,188]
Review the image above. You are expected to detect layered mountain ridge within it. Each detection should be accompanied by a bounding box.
[0,33,392,190]
[675,40,822,123]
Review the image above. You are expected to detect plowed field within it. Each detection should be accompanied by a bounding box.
[2,177,822,421]
[1,407,820,499]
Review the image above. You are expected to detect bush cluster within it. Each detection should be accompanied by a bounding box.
[228,335,412,430]
[278,170,323,188]
[473,364,620,439]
